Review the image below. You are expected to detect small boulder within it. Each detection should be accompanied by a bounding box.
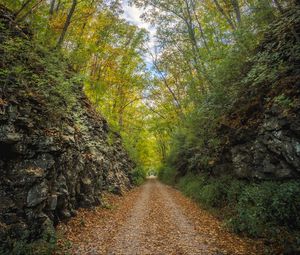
[47,194,57,211]
[27,182,48,207]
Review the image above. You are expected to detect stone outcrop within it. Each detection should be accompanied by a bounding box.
[0,6,134,251]
[213,8,300,180]
[219,99,300,180]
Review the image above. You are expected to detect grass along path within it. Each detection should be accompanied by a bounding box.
[56,179,264,254]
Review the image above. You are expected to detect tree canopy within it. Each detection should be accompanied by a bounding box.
[2,0,296,173]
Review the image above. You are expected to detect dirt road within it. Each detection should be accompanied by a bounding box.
[57,179,264,255]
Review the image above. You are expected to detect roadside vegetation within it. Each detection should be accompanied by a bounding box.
[1,0,299,253]
[159,167,300,250]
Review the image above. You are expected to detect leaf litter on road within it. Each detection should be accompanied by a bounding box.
[56,179,265,255]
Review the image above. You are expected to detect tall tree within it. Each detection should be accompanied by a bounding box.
[56,0,77,48]
[212,0,236,30]
[14,0,34,18]
[230,0,241,24]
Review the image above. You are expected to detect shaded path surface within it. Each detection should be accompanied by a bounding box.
[57,179,264,255]
[109,180,209,255]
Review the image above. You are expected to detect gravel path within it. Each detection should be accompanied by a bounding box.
[109,179,209,255]
[57,179,264,255]
[108,181,151,254]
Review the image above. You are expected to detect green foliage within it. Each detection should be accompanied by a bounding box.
[274,94,295,109]
[131,167,147,186]
[229,181,300,237]
[1,229,57,255]
[228,182,276,237]
[0,33,77,116]
[1,2,154,173]
[178,174,207,202]
[175,173,300,238]
[155,5,300,183]
[158,165,177,185]
[12,240,56,255]
[149,4,300,246]
[178,174,232,209]
[198,182,226,208]
[271,182,300,228]
[225,178,247,205]
[2,1,300,249]
[107,131,117,146]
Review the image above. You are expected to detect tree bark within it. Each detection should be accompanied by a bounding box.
[183,0,207,90]
[55,0,61,12]
[56,0,77,48]
[49,0,55,15]
[14,0,34,18]
[212,0,236,30]
[190,0,210,52]
[230,0,241,24]
[16,0,44,22]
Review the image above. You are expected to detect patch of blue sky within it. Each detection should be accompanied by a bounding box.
[121,0,156,69]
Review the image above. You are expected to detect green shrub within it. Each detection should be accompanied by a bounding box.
[158,165,177,185]
[0,33,77,116]
[13,240,56,255]
[177,173,230,208]
[173,172,300,239]
[178,174,207,199]
[228,181,300,237]
[1,232,57,255]
[274,94,295,109]
[269,182,300,229]
[226,178,247,205]
[197,182,226,208]
[131,167,147,186]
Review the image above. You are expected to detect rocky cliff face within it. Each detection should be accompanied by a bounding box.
[0,6,134,251]
[218,95,300,180]
[214,9,300,180]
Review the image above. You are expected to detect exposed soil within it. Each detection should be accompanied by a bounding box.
[56,179,265,255]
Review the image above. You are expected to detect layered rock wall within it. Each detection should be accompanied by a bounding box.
[211,8,300,180]
[218,100,300,179]
[0,6,134,249]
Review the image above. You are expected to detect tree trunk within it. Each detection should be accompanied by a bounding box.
[14,0,34,18]
[230,0,241,24]
[56,0,77,48]
[49,0,55,15]
[16,0,44,22]
[190,0,210,53]
[55,0,61,12]
[183,0,208,91]
[213,0,236,30]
